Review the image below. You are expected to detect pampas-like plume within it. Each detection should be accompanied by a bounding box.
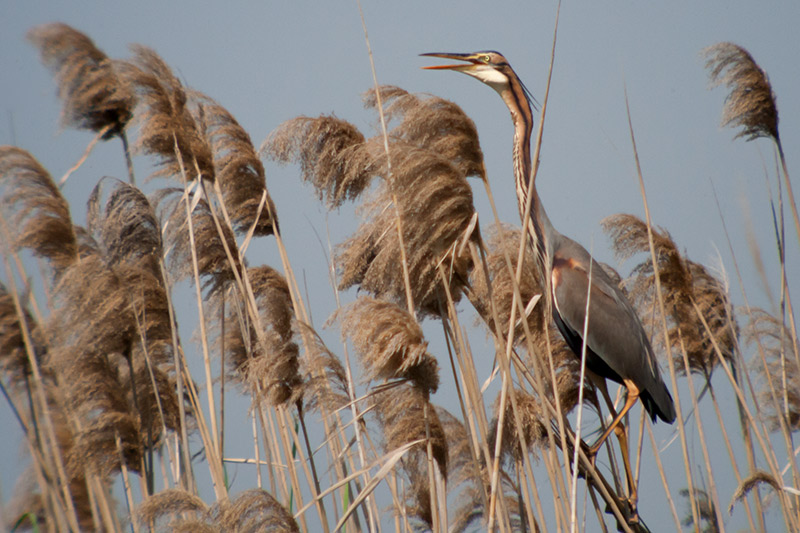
[603,214,737,379]
[87,178,183,435]
[193,92,278,235]
[215,489,299,533]
[0,283,45,389]
[88,177,163,271]
[139,488,298,532]
[300,323,351,413]
[341,296,439,395]
[47,247,145,476]
[0,146,77,274]
[27,23,134,138]
[704,43,778,142]
[745,308,800,431]
[122,45,213,181]
[155,187,241,296]
[137,488,208,526]
[364,86,486,181]
[264,115,375,208]
[488,388,548,461]
[223,265,302,406]
[337,145,476,315]
[728,470,783,514]
[374,384,448,478]
[680,487,720,533]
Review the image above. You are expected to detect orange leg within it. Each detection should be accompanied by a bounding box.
[587,379,641,513]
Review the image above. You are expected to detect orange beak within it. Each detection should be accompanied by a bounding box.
[420,52,481,71]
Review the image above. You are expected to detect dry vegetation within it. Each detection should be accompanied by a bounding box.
[1,23,798,533]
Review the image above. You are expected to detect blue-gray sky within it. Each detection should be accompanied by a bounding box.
[2,1,799,530]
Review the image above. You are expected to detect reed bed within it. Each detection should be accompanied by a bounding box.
[0,21,798,533]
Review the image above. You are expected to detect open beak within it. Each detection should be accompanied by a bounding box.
[420,52,481,71]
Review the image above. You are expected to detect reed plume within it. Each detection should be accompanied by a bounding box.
[140,489,299,533]
[364,86,486,181]
[87,178,183,436]
[680,487,720,533]
[155,187,241,296]
[373,383,448,478]
[341,296,439,395]
[337,144,476,315]
[745,308,800,431]
[704,43,778,142]
[704,42,800,248]
[193,92,278,235]
[47,249,143,477]
[138,488,209,531]
[215,489,299,533]
[300,323,351,413]
[122,46,214,182]
[436,407,490,532]
[0,283,45,389]
[488,387,548,461]
[222,265,302,406]
[603,214,737,379]
[0,146,77,275]
[27,23,134,138]
[264,115,375,208]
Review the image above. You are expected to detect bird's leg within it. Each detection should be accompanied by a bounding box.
[612,416,639,523]
[588,380,641,522]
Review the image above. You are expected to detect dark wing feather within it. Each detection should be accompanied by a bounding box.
[551,240,675,423]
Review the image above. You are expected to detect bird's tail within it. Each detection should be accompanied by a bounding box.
[641,382,676,424]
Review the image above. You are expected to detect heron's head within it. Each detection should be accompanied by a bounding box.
[422,51,538,111]
[421,51,512,93]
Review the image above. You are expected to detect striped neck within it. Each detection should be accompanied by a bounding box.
[499,78,553,274]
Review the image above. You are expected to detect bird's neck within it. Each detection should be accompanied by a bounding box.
[506,94,555,273]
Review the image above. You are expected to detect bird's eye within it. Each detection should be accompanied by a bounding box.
[483,55,491,63]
